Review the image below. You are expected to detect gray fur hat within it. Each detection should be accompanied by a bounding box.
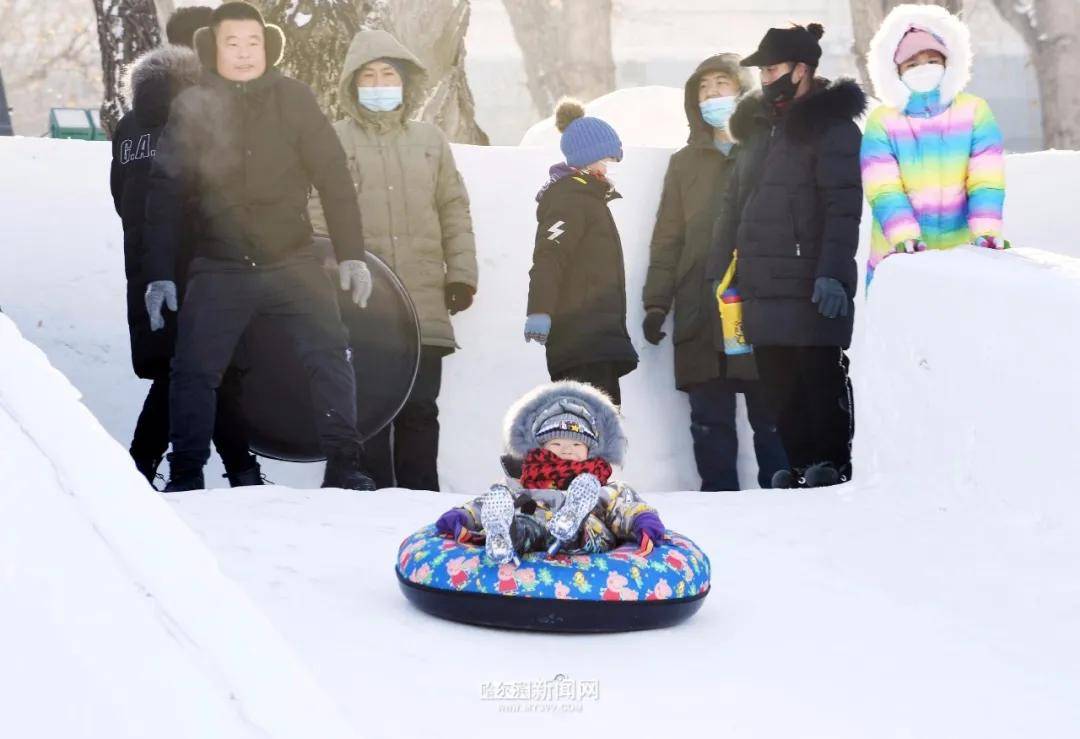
[504,381,626,465]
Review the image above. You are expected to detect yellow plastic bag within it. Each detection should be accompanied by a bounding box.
[715,252,751,357]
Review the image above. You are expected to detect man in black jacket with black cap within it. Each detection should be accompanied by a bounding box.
[707,23,865,488]
[144,1,375,492]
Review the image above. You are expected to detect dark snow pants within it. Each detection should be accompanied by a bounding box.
[687,377,788,491]
[754,346,854,476]
[552,362,623,406]
[168,256,360,474]
[130,367,255,473]
[362,346,444,491]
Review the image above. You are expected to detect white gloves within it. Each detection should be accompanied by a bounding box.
[338,259,372,308]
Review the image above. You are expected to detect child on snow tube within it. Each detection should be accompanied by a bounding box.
[861,4,1007,285]
[434,381,665,564]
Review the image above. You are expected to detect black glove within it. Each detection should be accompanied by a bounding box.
[642,308,667,345]
[811,277,849,319]
[445,282,475,315]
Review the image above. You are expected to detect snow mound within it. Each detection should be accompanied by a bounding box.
[859,245,1080,498]
[0,313,358,738]
[520,86,690,148]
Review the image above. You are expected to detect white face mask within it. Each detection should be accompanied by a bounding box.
[602,161,619,180]
[901,64,946,94]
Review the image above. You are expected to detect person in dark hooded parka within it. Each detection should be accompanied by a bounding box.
[110,6,260,489]
[642,53,787,491]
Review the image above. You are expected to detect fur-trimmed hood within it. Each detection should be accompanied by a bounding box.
[867,4,972,110]
[683,53,755,146]
[504,381,626,466]
[337,30,427,130]
[124,45,202,128]
[729,78,867,145]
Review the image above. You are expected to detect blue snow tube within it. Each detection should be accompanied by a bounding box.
[395,525,711,633]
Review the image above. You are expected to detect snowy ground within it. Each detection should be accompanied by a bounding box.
[170,482,1080,737]
[3,133,1080,737]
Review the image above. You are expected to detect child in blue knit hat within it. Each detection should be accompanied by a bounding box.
[523,99,639,406]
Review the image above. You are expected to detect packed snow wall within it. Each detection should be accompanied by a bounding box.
[0,314,359,738]
[0,136,1077,492]
[857,246,1080,500]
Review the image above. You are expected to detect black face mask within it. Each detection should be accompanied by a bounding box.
[762,70,798,105]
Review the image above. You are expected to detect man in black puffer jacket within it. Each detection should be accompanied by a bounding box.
[707,23,865,488]
[143,2,375,492]
[111,7,260,490]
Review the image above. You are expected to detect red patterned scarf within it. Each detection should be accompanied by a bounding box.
[519,448,612,491]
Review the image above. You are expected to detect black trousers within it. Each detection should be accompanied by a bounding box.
[552,362,622,406]
[130,367,254,473]
[754,346,854,475]
[362,346,444,491]
[169,257,359,473]
[687,377,788,490]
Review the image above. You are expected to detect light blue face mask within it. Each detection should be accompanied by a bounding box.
[699,95,737,130]
[357,86,403,113]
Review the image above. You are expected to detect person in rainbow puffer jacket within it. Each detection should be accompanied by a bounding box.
[861,4,1006,285]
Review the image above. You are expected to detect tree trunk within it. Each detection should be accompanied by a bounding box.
[153,0,175,32]
[0,65,12,135]
[849,0,963,99]
[360,0,489,144]
[253,0,361,122]
[92,0,162,136]
[502,0,615,117]
[255,0,488,144]
[992,0,1080,150]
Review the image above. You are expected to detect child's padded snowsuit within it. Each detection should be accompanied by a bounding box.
[452,381,658,555]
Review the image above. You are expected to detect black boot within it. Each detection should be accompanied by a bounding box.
[164,469,205,493]
[132,453,163,489]
[802,462,841,488]
[225,462,266,488]
[322,447,376,491]
[771,468,798,489]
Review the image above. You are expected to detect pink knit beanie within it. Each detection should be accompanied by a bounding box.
[893,27,949,65]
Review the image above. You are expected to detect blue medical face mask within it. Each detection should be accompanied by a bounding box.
[357,85,403,112]
[699,95,737,129]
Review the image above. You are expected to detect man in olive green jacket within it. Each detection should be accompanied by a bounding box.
[311,29,478,491]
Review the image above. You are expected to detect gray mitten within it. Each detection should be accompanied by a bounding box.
[145,280,178,332]
[338,259,373,308]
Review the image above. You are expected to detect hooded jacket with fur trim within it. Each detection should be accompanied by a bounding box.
[861,4,1005,282]
[448,382,659,554]
[110,45,201,378]
[707,78,867,349]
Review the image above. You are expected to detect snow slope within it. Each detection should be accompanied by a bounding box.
[520,86,690,148]
[0,315,359,739]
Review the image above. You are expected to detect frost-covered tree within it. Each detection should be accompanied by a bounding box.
[255,0,488,144]
[254,0,360,120]
[991,0,1080,149]
[848,0,963,94]
[0,0,101,135]
[92,0,161,135]
[501,0,615,116]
